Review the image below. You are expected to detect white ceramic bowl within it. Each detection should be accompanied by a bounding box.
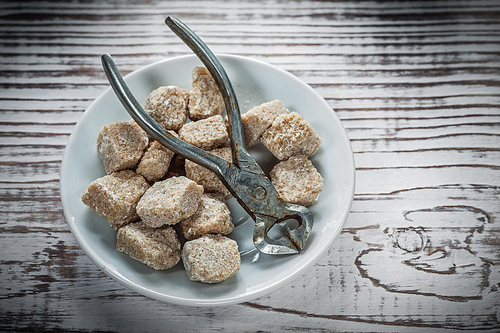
[60,54,355,306]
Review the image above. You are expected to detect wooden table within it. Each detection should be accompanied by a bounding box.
[1,1,499,331]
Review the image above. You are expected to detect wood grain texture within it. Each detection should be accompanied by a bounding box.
[1,0,499,331]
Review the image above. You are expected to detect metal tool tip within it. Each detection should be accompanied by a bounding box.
[165,16,177,26]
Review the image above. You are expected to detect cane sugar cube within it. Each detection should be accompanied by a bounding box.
[185,147,232,196]
[260,112,322,160]
[178,115,229,150]
[96,120,149,174]
[188,67,224,121]
[270,155,323,206]
[81,170,150,230]
[241,100,289,147]
[180,194,234,240]
[182,234,240,283]
[136,176,204,228]
[117,221,181,270]
[136,134,177,183]
[144,86,189,131]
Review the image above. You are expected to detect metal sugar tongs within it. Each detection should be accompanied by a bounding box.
[101,16,313,254]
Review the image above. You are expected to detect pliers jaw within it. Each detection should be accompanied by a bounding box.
[254,204,314,255]
[221,162,314,254]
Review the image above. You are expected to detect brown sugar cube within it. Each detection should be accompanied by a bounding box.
[136,176,204,228]
[117,221,181,270]
[260,112,322,160]
[178,115,229,151]
[81,170,150,230]
[188,67,224,121]
[241,100,289,147]
[179,194,234,240]
[136,133,177,183]
[185,147,232,196]
[270,155,323,206]
[96,120,149,174]
[144,86,189,131]
[182,234,240,283]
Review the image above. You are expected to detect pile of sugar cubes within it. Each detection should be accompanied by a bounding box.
[82,66,323,284]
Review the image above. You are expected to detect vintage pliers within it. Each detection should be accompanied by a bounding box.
[101,16,313,254]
